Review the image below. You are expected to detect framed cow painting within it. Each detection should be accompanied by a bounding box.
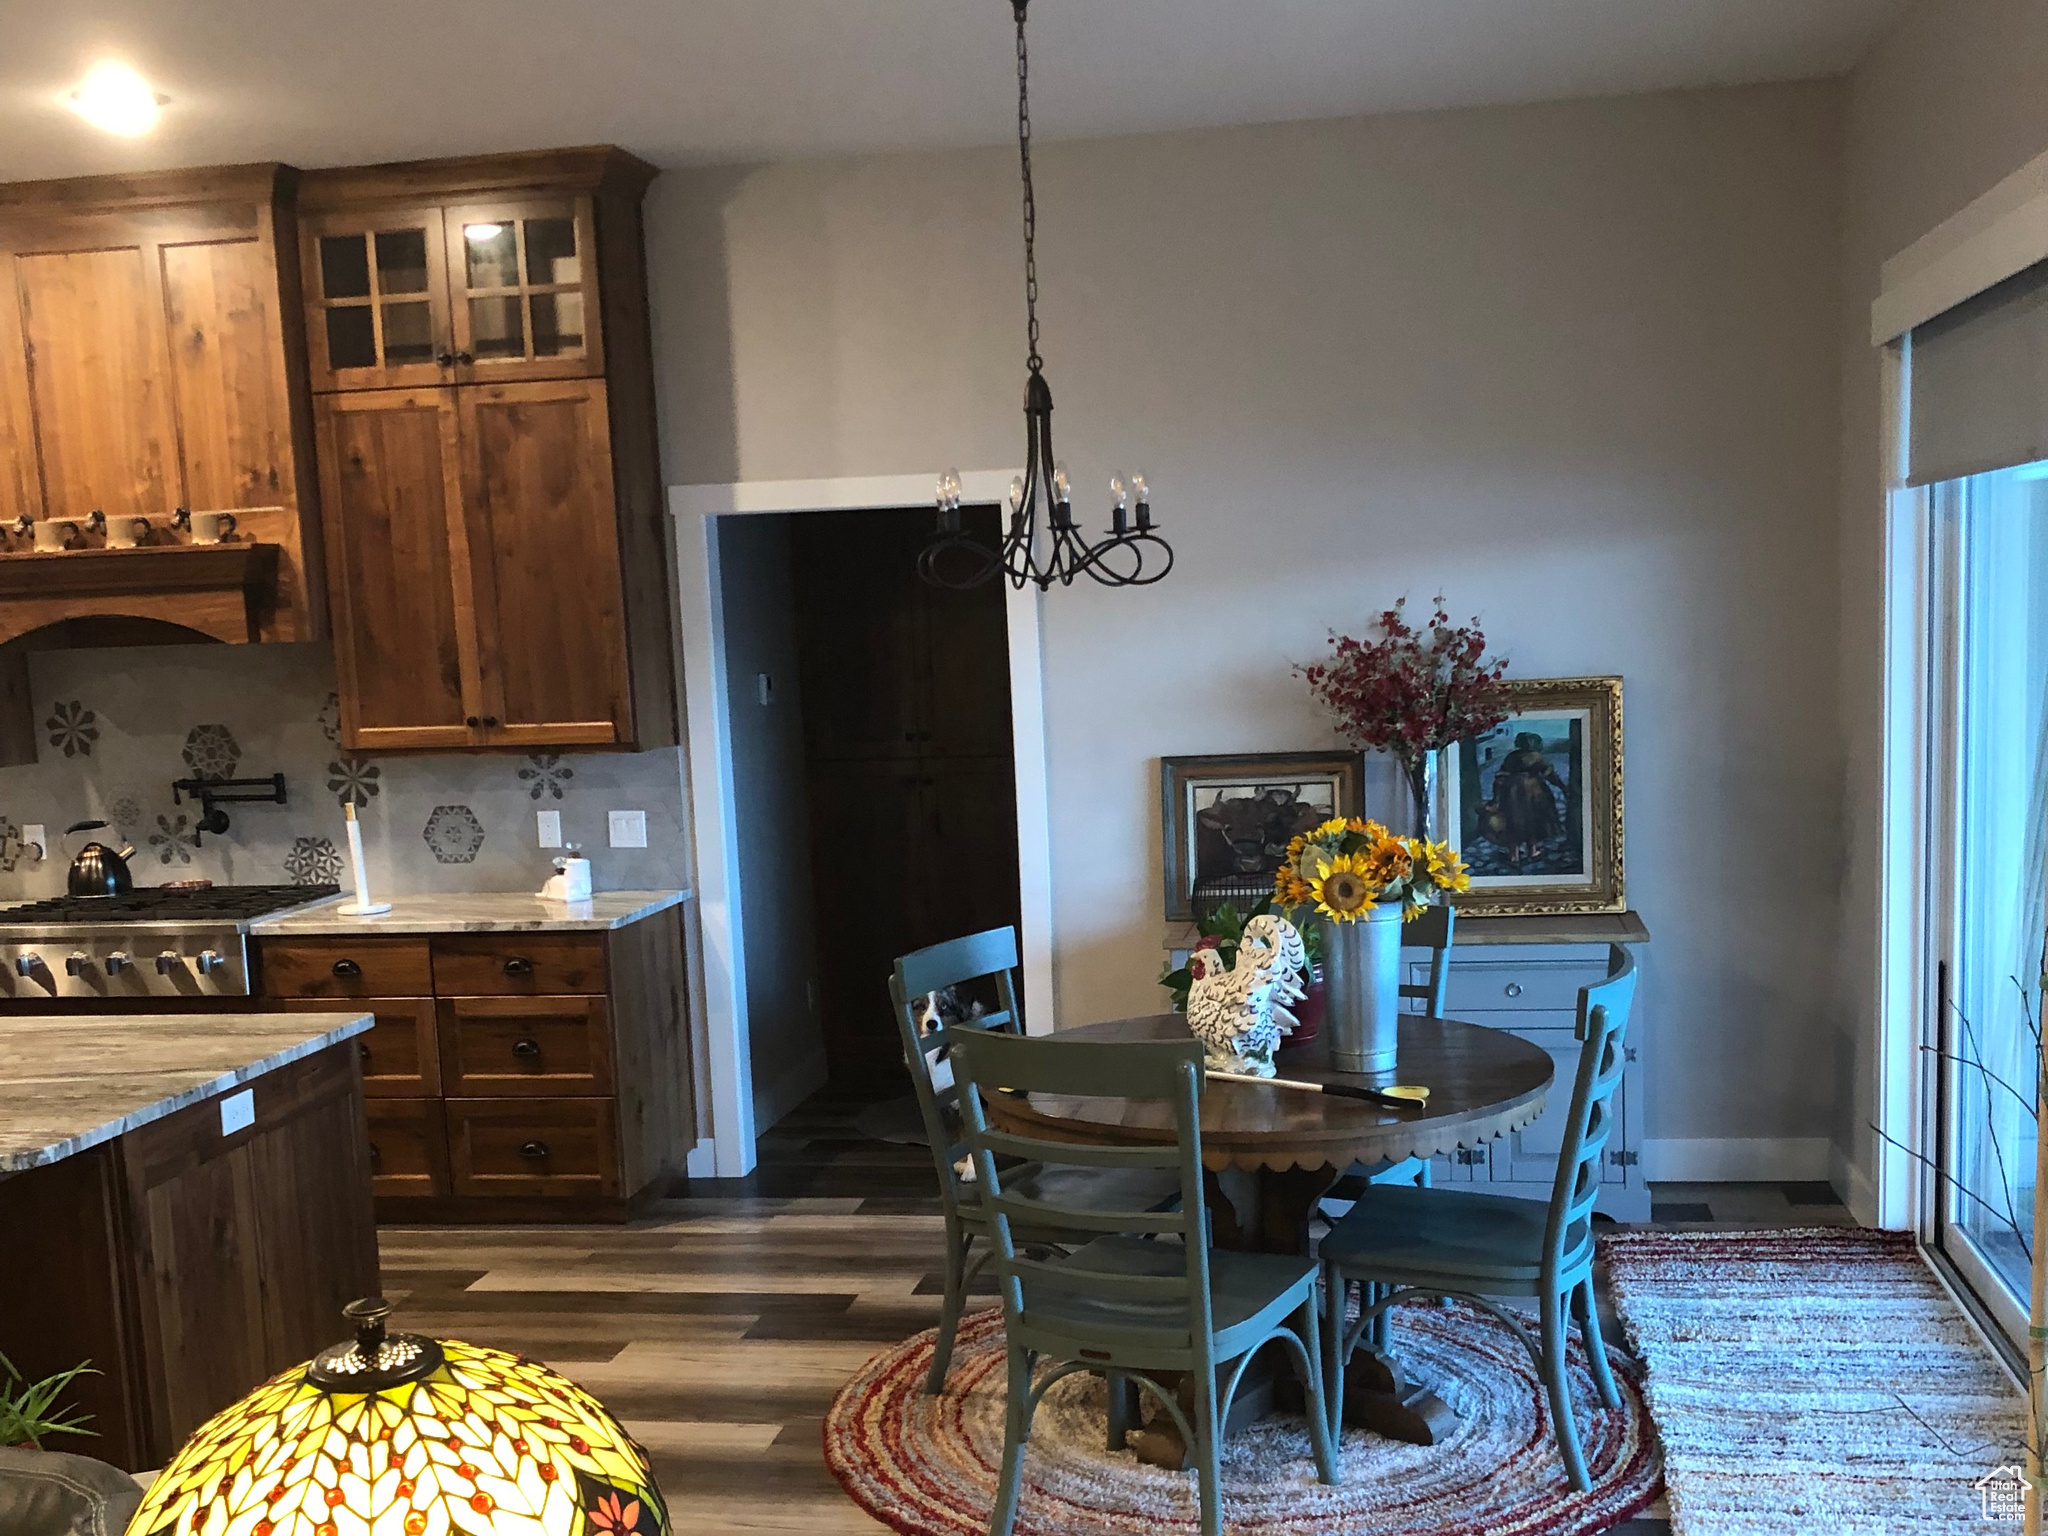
[1160,752,1366,922]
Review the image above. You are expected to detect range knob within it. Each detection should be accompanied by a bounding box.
[155,951,183,976]
[105,952,129,975]
[65,952,89,977]
[196,949,227,976]
[14,953,39,977]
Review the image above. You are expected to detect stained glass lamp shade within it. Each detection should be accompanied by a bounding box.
[127,1299,666,1536]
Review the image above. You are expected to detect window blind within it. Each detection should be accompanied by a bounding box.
[1909,258,2048,487]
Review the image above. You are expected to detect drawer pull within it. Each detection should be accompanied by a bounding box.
[518,1140,550,1160]
[503,956,535,978]
[1503,982,1523,998]
[510,1038,542,1059]
[358,1041,372,1061]
[333,958,363,979]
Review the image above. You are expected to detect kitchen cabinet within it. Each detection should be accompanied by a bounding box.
[262,908,691,1221]
[0,165,326,642]
[300,150,671,752]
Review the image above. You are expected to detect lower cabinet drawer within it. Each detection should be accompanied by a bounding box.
[446,1098,619,1198]
[365,1099,451,1198]
[431,934,607,995]
[438,997,612,1096]
[283,998,439,1097]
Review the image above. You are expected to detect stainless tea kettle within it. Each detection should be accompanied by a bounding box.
[65,819,135,897]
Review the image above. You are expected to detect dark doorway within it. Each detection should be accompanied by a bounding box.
[783,505,1021,1093]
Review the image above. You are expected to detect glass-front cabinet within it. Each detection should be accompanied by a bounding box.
[301,198,601,390]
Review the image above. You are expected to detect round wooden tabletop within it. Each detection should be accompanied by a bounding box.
[984,1013,1555,1174]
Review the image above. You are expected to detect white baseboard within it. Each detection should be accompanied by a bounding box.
[684,1138,718,1178]
[751,1047,829,1134]
[1641,1136,1832,1182]
[1829,1142,1883,1228]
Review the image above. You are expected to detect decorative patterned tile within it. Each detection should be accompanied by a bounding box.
[423,804,486,864]
[149,813,197,866]
[45,700,98,758]
[284,835,345,886]
[181,723,241,780]
[107,792,147,834]
[327,757,381,809]
[318,691,341,746]
[517,754,574,800]
[0,818,25,875]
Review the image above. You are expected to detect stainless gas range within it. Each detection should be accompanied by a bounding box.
[0,884,341,1001]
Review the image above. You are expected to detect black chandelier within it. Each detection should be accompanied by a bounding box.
[917,0,1174,593]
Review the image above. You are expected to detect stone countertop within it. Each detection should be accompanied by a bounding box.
[0,1012,372,1173]
[246,890,691,936]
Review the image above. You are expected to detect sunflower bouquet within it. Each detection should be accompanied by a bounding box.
[1275,816,1469,923]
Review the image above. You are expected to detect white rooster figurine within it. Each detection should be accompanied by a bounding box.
[1185,913,1309,1077]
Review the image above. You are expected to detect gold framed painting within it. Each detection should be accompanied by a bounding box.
[1160,751,1366,921]
[1439,676,1624,916]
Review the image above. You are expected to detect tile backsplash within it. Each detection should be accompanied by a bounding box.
[0,643,692,901]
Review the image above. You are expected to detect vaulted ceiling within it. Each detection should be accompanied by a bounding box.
[0,0,1911,180]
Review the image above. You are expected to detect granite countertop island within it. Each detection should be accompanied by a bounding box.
[0,1012,372,1171]
[247,889,690,936]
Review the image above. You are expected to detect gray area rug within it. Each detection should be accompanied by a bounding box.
[1603,1227,2027,1533]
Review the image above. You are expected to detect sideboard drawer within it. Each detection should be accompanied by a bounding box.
[365,1099,450,1198]
[283,998,439,1097]
[259,938,434,998]
[431,934,607,996]
[438,997,613,1097]
[447,1098,619,1197]
[1440,960,1604,1015]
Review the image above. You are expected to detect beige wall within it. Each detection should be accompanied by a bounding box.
[648,83,1848,1161]
[1836,0,2048,1210]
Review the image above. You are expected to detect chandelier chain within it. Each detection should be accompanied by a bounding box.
[1015,0,1040,373]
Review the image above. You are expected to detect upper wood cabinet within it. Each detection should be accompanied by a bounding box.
[0,165,325,641]
[300,149,674,753]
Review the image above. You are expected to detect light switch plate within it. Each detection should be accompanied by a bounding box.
[22,825,45,862]
[757,671,774,706]
[608,809,648,849]
[536,810,563,848]
[220,1088,255,1137]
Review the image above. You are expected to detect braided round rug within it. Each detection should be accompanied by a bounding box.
[824,1302,1663,1535]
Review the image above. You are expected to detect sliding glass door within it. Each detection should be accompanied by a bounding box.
[1931,461,2048,1347]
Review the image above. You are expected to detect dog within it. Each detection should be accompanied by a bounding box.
[910,986,989,1183]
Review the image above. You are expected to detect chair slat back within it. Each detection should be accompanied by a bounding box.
[949,1030,1215,1360]
[1544,945,1637,1269]
[890,928,1025,1221]
[1397,903,1456,1018]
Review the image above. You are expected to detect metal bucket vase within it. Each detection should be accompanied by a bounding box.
[1320,903,1405,1076]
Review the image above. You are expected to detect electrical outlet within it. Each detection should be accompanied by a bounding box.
[20,824,44,862]
[607,809,648,849]
[536,810,562,848]
[757,671,774,706]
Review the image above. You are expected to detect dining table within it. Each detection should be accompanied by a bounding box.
[982,1011,1555,1448]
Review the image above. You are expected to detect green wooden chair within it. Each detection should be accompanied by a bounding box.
[950,1028,1340,1536]
[891,928,1176,1395]
[1323,902,1457,1204]
[1318,944,1635,1493]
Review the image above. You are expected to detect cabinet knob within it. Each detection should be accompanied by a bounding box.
[465,716,481,728]
[333,958,363,979]
[482,716,500,728]
[503,956,534,978]
[358,1040,372,1061]
[368,1142,381,1162]
[455,350,475,366]
[517,1140,549,1160]
[511,1037,541,1059]
[435,351,456,368]
[1503,982,1523,998]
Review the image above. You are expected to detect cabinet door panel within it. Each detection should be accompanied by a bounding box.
[444,198,603,384]
[458,379,630,745]
[161,236,294,512]
[0,276,41,521]
[300,206,453,392]
[314,389,481,749]
[16,246,177,523]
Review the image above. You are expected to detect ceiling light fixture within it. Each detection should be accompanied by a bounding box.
[69,61,164,136]
[918,0,1173,592]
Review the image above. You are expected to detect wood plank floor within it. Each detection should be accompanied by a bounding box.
[379,1087,1845,1535]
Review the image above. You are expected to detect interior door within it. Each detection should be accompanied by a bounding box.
[301,206,454,392]
[14,244,178,524]
[313,388,482,750]
[444,198,604,384]
[457,378,631,746]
